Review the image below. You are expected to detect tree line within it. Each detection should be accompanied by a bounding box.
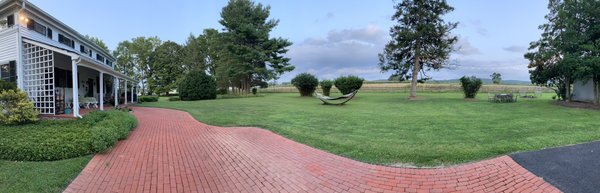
[526,0,600,103]
[110,0,293,96]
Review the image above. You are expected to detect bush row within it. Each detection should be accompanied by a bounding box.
[0,110,137,161]
[139,95,159,102]
[291,73,364,96]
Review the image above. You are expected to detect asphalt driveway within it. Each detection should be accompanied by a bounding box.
[511,141,600,193]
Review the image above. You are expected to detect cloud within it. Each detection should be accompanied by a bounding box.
[281,24,389,81]
[454,37,481,55]
[469,20,488,36]
[314,12,335,23]
[503,45,527,53]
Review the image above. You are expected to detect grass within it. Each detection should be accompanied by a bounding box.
[0,156,91,193]
[139,92,600,167]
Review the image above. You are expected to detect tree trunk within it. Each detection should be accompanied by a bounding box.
[409,45,421,99]
[593,78,600,105]
[565,77,571,102]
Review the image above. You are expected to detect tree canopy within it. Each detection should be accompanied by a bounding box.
[113,36,161,95]
[525,0,600,103]
[218,0,294,93]
[379,0,458,99]
[149,41,183,95]
[490,72,502,84]
[84,35,109,53]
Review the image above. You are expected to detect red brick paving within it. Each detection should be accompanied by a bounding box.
[64,107,560,193]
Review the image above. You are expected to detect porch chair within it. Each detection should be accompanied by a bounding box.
[534,90,542,98]
[487,93,496,102]
[519,90,527,98]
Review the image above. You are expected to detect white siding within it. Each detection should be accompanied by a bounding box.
[0,27,17,63]
[572,79,595,102]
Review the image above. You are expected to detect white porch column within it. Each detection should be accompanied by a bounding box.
[71,59,80,118]
[131,83,134,103]
[99,71,104,111]
[124,80,128,105]
[114,77,119,107]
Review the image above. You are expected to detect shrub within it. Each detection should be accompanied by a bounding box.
[252,87,258,95]
[168,96,181,101]
[90,111,137,152]
[179,70,217,100]
[320,80,333,96]
[0,89,38,125]
[0,110,137,161]
[334,76,364,95]
[459,76,483,98]
[291,73,319,96]
[218,88,228,95]
[139,95,159,102]
[0,80,16,92]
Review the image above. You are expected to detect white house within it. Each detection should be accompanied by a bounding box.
[0,0,137,117]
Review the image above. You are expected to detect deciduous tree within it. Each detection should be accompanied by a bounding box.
[149,41,184,95]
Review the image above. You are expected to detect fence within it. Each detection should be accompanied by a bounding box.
[260,83,554,93]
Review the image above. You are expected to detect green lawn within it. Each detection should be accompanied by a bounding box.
[139,92,600,166]
[0,156,91,193]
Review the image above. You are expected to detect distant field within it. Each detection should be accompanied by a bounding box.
[262,82,555,94]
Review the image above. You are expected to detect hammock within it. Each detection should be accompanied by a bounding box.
[314,90,359,105]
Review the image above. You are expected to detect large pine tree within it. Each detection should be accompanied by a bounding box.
[219,0,293,93]
[379,0,457,99]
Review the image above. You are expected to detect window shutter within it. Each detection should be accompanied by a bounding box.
[7,15,14,27]
[47,28,52,39]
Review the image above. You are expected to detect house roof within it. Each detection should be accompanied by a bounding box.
[7,0,116,61]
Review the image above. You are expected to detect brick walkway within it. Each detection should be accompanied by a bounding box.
[64,107,560,193]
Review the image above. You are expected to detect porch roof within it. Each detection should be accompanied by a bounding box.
[23,38,136,83]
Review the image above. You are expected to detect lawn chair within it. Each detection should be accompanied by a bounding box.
[534,90,542,98]
[315,90,359,105]
[487,93,496,102]
[519,90,527,98]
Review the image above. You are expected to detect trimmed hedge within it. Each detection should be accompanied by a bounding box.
[0,89,39,125]
[320,80,333,96]
[0,110,137,161]
[139,95,159,102]
[168,96,181,101]
[459,76,483,98]
[179,70,217,101]
[334,75,364,94]
[0,79,16,92]
[291,73,319,96]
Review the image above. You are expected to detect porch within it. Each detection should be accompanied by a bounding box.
[40,105,117,119]
[21,39,137,117]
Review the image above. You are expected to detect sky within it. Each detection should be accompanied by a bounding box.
[29,0,549,82]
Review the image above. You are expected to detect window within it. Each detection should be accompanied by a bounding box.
[26,19,47,36]
[96,54,104,63]
[46,28,52,39]
[0,61,17,83]
[80,45,85,53]
[88,50,92,57]
[7,15,14,27]
[106,60,113,67]
[58,34,74,48]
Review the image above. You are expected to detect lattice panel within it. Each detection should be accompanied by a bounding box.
[23,42,55,114]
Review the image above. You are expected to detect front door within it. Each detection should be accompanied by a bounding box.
[87,78,94,97]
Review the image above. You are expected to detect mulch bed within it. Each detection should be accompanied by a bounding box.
[555,100,600,110]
